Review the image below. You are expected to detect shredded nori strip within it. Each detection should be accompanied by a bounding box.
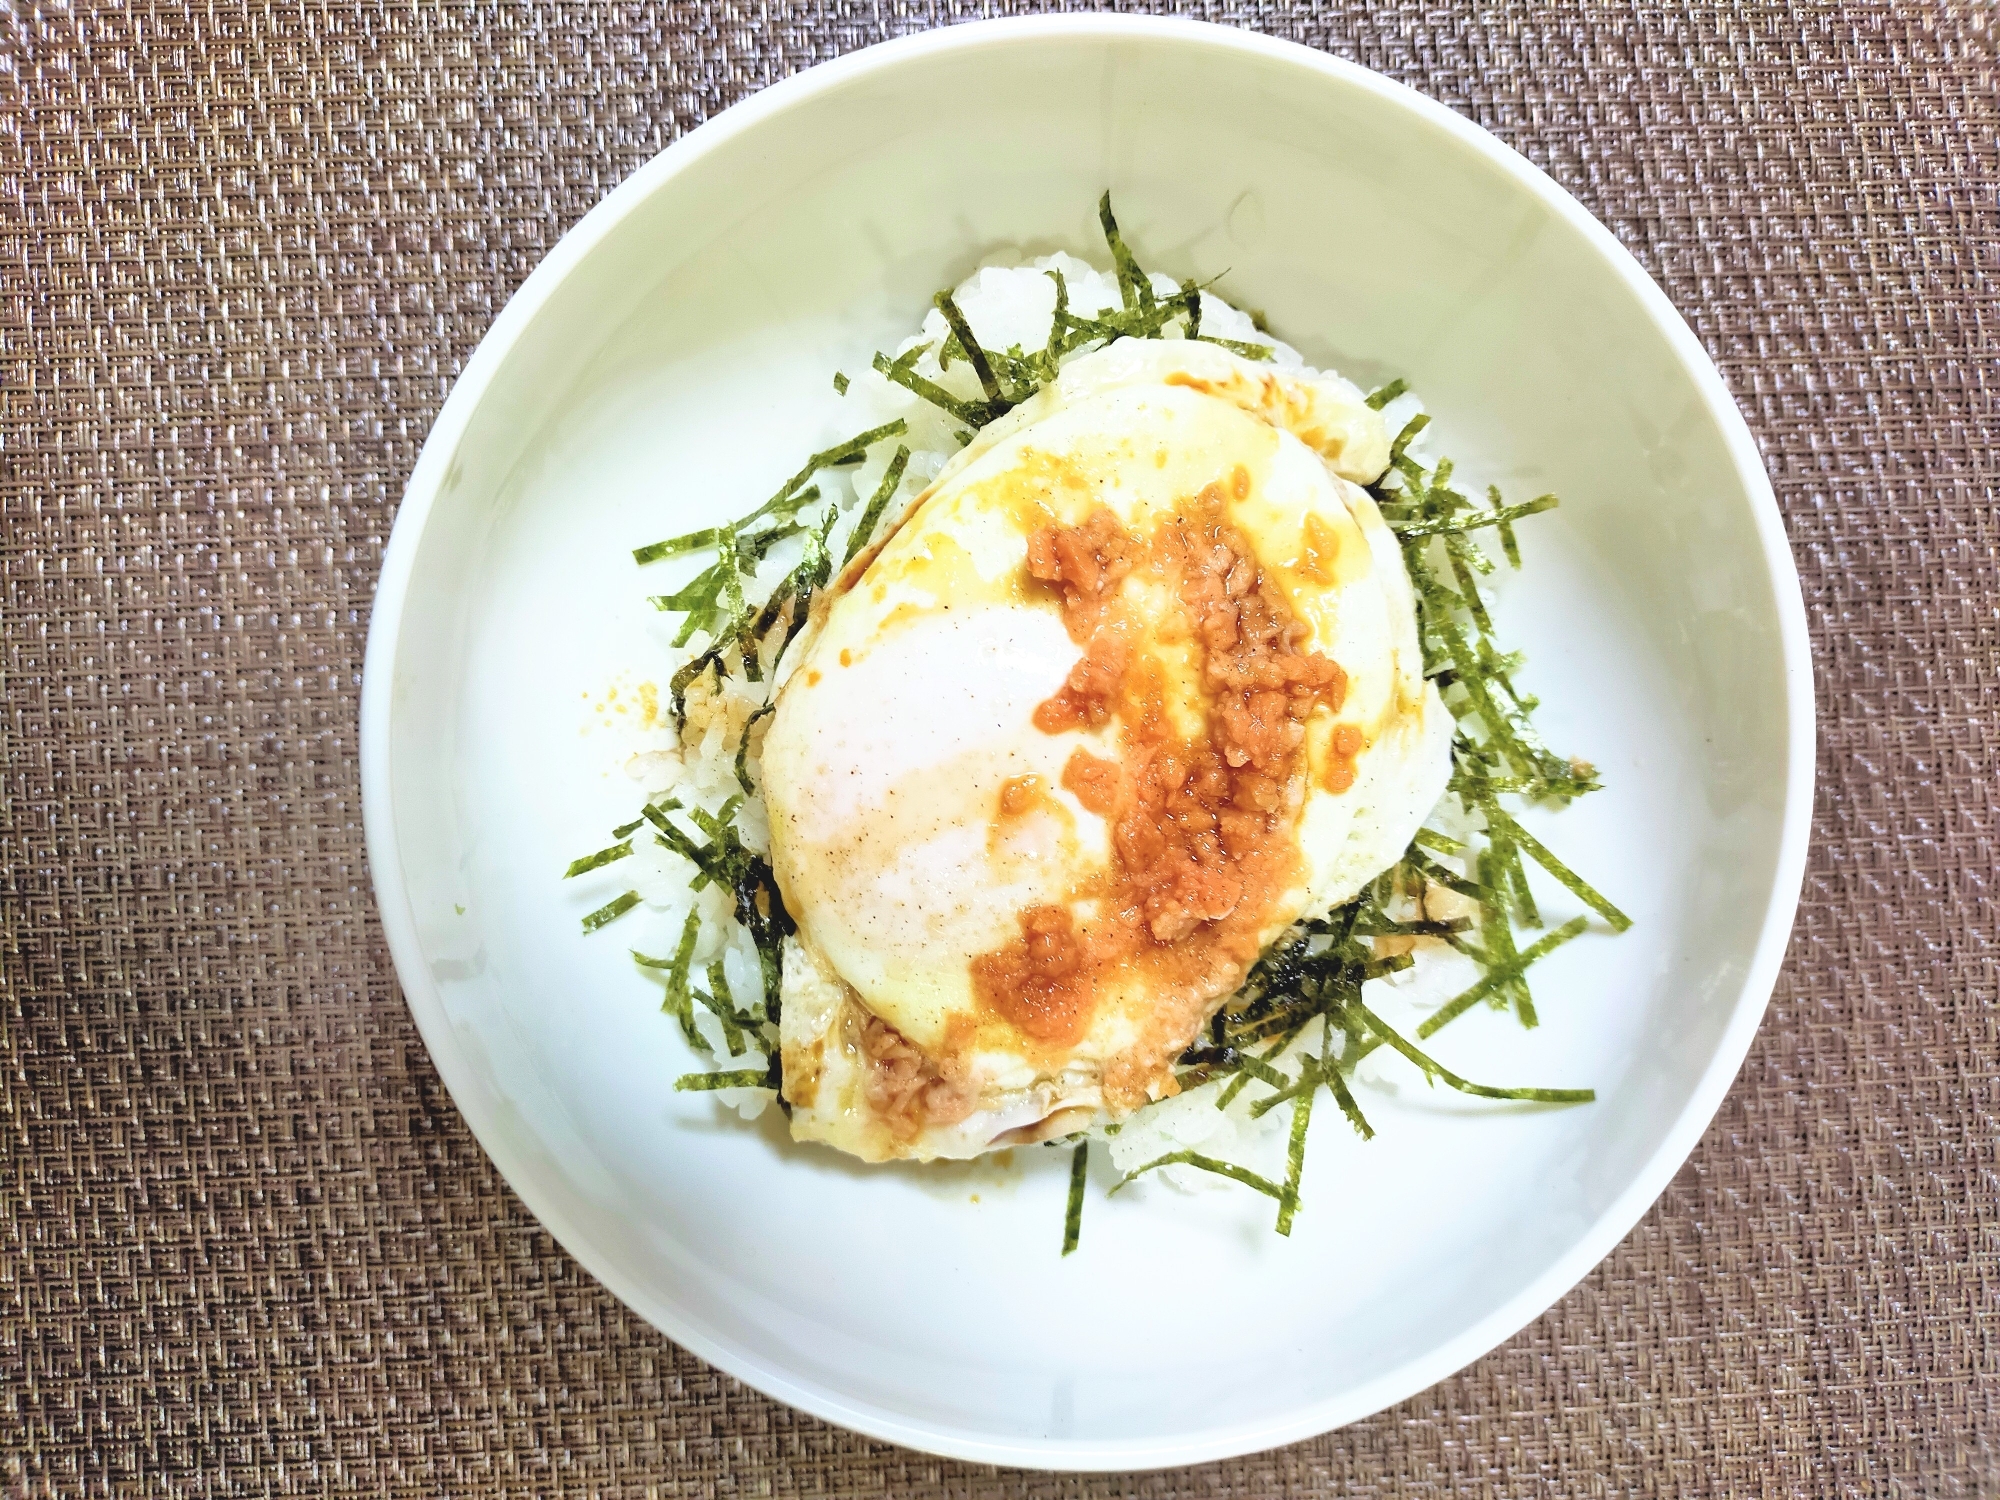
[735,704,773,795]
[581,890,640,933]
[1445,532,1496,639]
[1504,836,1543,929]
[1237,1052,1296,1093]
[633,420,906,566]
[1416,916,1590,1038]
[842,445,912,567]
[1216,1028,1308,1110]
[1099,191,1155,315]
[1365,377,1408,410]
[1412,827,1466,857]
[1323,1052,1375,1142]
[872,347,996,427]
[1477,841,1535,1026]
[1388,412,1430,463]
[934,291,1007,406]
[1394,494,1559,539]
[1109,1152,1287,1202]
[1484,806,1633,932]
[675,1069,771,1092]
[1062,1142,1088,1256]
[634,909,706,1051]
[1275,1061,1316,1236]
[694,957,759,1055]
[564,840,633,878]
[1196,335,1276,360]
[1492,483,1524,568]
[1178,278,1203,341]
[1406,846,1502,905]
[1344,997,1594,1104]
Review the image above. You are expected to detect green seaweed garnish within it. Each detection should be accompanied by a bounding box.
[1197,335,1276,360]
[1412,826,1466,857]
[635,909,706,1051]
[1492,483,1523,568]
[1393,494,1559,539]
[675,1069,771,1092]
[842,445,912,567]
[1245,1062,1321,1119]
[581,890,640,933]
[1365,377,1408,410]
[1405,846,1503,906]
[1235,1052,1296,1093]
[1483,806,1633,932]
[1178,277,1204,341]
[1099,191,1155,314]
[934,291,1008,407]
[695,957,757,1055]
[1416,916,1589,1038]
[1110,1152,1287,1203]
[1322,1051,1375,1142]
[563,841,633,878]
[1342,997,1595,1105]
[1062,1142,1088,1256]
[883,195,1216,422]
[735,704,773,795]
[1214,1028,1308,1110]
[1388,412,1430,463]
[1274,1060,1316,1236]
[633,419,906,693]
[634,420,907,565]
[1477,840,1536,1027]
[873,346,993,427]
[833,371,849,395]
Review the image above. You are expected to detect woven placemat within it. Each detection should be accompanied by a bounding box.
[4,1,1995,1494]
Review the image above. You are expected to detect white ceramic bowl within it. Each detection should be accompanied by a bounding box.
[361,16,1813,1470]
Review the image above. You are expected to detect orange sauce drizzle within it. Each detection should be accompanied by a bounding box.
[970,477,1350,1092]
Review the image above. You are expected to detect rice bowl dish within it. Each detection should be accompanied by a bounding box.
[360,16,1812,1466]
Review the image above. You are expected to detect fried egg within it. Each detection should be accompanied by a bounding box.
[761,340,1453,1162]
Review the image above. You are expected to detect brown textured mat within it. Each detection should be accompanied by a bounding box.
[4,1,1996,1494]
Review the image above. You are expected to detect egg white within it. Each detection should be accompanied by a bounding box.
[762,341,1452,1162]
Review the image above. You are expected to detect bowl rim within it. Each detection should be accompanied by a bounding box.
[360,12,1816,1471]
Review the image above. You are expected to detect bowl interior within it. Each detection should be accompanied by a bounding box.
[367,21,1802,1468]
